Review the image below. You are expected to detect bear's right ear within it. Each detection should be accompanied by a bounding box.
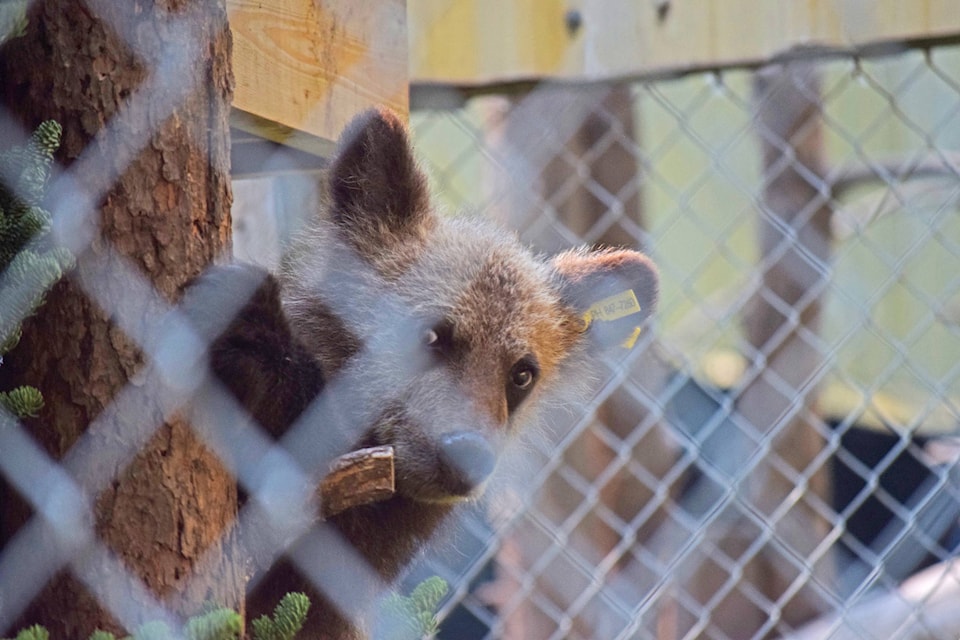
[551,248,659,352]
[327,108,432,247]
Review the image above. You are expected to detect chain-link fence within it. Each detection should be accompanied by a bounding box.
[400,44,960,639]
[1,2,959,639]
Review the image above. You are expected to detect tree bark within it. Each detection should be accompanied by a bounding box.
[0,1,237,636]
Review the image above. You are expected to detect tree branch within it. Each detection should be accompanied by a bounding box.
[319,445,395,519]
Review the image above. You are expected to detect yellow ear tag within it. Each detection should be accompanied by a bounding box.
[621,325,643,349]
[581,289,644,349]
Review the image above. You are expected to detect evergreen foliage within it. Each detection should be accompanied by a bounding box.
[0,579,446,639]
[7,626,48,640]
[2,593,307,640]
[0,119,73,418]
[41,608,241,640]
[183,607,241,640]
[376,576,449,640]
[0,384,42,417]
[250,592,310,640]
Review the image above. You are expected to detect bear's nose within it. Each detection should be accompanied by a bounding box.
[438,431,496,496]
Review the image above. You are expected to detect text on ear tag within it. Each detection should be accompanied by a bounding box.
[581,289,645,350]
[581,288,642,329]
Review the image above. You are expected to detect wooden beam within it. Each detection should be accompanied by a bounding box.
[228,0,409,156]
[409,0,960,89]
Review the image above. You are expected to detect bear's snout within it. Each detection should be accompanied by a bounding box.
[437,431,496,496]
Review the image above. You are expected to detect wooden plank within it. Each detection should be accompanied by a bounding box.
[228,0,409,155]
[409,0,960,89]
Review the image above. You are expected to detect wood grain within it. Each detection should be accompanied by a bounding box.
[409,0,960,88]
[228,0,409,154]
[319,445,396,519]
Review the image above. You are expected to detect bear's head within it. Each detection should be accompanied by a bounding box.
[277,108,659,504]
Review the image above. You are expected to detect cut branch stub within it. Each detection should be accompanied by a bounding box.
[319,445,396,519]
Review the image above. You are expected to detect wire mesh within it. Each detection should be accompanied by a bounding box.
[403,46,960,640]
[0,3,958,640]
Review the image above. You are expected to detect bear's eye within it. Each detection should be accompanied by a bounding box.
[506,355,539,412]
[423,319,455,354]
[511,366,535,389]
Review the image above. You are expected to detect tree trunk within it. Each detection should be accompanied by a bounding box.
[0,1,237,636]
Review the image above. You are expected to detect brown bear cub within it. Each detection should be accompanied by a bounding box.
[188,108,658,638]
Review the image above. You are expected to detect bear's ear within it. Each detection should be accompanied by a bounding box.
[551,248,659,351]
[328,108,432,246]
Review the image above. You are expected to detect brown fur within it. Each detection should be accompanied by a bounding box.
[186,108,658,638]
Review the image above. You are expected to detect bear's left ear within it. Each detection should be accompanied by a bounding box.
[551,248,659,351]
[328,108,432,247]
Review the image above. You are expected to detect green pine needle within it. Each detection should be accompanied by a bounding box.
[0,593,312,640]
[1,625,50,640]
[0,120,70,348]
[32,121,62,158]
[183,607,242,640]
[0,248,68,351]
[0,385,43,417]
[0,120,72,424]
[251,592,310,640]
[409,577,447,622]
[376,576,449,640]
[5,603,250,640]
[0,119,60,207]
[1,321,22,356]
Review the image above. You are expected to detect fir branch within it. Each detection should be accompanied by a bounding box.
[2,595,298,640]
[0,119,73,425]
[376,577,449,640]
[0,321,22,356]
[0,248,68,350]
[0,119,60,207]
[183,607,242,640]
[0,119,71,353]
[0,385,42,417]
[3,625,49,640]
[250,592,309,640]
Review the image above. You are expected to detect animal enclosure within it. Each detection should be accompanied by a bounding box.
[1,1,959,639]
[402,26,960,640]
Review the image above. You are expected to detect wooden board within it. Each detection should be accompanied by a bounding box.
[228,0,409,156]
[409,0,960,89]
